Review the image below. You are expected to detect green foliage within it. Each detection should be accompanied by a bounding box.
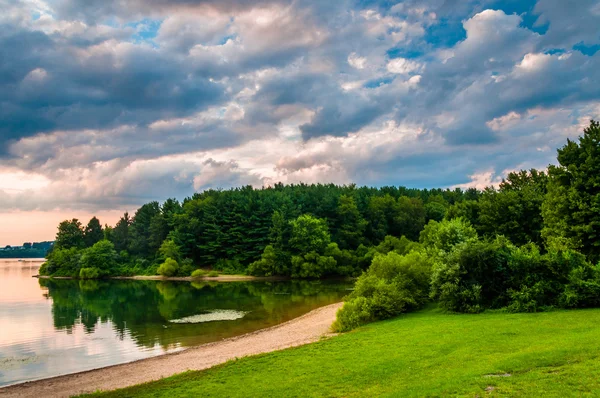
[157,258,179,277]
[419,217,478,254]
[333,251,432,331]
[431,236,600,314]
[46,183,480,278]
[445,200,480,227]
[248,245,279,276]
[111,212,131,252]
[291,250,337,279]
[334,195,367,249]
[79,267,100,279]
[42,247,82,276]
[543,120,600,262]
[190,269,206,278]
[332,296,372,332]
[430,237,514,313]
[129,202,161,257]
[79,240,118,277]
[55,219,85,250]
[478,170,547,246]
[83,217,104,248]
[213,259,245,275]
[207,270,219,277]
[425,200,447,222]
[289,214,331,254]
[374,235,420,255]
[159,239,181,262]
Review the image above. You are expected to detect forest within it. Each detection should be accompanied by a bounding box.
[41,121,600,329]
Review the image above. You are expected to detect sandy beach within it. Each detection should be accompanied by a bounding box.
[0,302,343,398]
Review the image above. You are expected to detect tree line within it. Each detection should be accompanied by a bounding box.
[41,181,480,278]
[41,121,600,324]
[0,241,54,258]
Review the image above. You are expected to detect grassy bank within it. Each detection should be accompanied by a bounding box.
[88,306,600,397]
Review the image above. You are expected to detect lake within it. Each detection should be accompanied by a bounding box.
[0,259,352,387]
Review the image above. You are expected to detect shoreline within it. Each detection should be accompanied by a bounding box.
[34,274,290,282]
[0,302,343,398]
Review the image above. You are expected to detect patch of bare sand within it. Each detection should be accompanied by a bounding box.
[0,302,343,398]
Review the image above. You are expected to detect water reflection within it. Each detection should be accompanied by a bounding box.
[39,278,350,349]
[0,260,351,386]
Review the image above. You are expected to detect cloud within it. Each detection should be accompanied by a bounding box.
[0,0,599,221]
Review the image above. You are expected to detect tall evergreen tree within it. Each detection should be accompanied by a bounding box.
[83,217,104,248]
[112,212,131,253]
[334,195,367,249]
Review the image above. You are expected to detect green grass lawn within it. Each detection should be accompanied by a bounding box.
[90,306,600,397]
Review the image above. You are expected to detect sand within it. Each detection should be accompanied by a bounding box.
[0,302,343,398]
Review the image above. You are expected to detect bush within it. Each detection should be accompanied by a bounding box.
[79,267,101,279]
[430,237,512,313]
[157,258,179,277]
[79,240,118,276]
[207,270,219,277]
[332,297,372,332]
[431,235,600,313]
[333,251,432,332]
[248,245,278,276]
[43,247,82,277]
[191,269,206,278]
[291,252,337,278]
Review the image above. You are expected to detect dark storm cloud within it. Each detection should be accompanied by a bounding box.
[0,22,226,153]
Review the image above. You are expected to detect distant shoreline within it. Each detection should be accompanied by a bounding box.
[0,258,45,261]
[33,274,291,282]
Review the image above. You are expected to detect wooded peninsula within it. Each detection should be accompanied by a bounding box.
[40,121,600,332]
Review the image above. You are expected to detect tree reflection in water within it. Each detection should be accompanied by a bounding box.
[39,279,352,349]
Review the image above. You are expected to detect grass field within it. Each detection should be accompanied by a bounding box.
[90,306,600,397]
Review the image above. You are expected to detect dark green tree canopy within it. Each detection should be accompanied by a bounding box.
[543,120,600,261]
[84,217,104,248]
[55,219,85,250]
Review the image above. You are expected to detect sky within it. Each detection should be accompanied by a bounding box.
[0,0,599,245]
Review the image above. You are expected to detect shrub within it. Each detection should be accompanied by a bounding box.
[430,237,512,313]
[79,240,118,276]
[333,251,432,332]
[207,270,219,277]
[43,247,82,277]
[291,252,337,278]
[79,267,101,279]
[332,297,372,332]
[248,245,278,276]
[157,258,179,277]
[191,269,206,278]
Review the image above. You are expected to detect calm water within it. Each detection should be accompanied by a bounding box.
[0,259,352,387]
